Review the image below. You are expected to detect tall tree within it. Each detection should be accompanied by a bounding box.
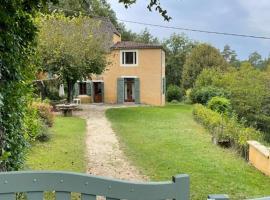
[221,45,240,68]
[48,0,118,26]
[134,28,159,44]
[182,43,228,90]
[163,33,196,86]
[36,14,107,103]
[0,0,56,171]
[248,51,264,69]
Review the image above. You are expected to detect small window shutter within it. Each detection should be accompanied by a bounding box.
[117,78,124,104]
[73,82,79,97]
[134,78,140,104]
[86,82,92,96]
[101,82,104,102]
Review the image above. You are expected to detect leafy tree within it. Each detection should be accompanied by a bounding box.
[194,63,270,139]
[248,51,264,69]
[48,0,118,26]
[0,0,56,171]
[221,45,240,68]
[182,44,228,90]
[134,28,159,44]
[36,14,107,103]
[163,33,196,86]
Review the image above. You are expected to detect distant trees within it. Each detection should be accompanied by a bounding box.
[163,34,196,87]
[36,14,107,103]
[182,44,228,90]
[221,45,240,68]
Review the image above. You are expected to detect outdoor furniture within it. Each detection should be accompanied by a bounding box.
[0,171,189,200]
[56,104,78,117]
[73,98,81,105]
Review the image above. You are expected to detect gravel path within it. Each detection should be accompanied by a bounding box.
[74,104,147,181]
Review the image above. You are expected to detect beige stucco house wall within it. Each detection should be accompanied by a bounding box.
[76,19,165,106]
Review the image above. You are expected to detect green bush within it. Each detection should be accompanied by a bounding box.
[193,104,262,157]
[190,86,230,105]
[32,101,54,127]
[166,85,183,102]
[36,123,51,142]
[207,96,232,115]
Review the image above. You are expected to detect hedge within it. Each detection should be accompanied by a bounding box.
[193,104,262,157]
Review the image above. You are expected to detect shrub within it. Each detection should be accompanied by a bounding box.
[190,86,230,105]
[36,123,51,142]
[32,101,54,127]
[166,85,183,102]
[207,96,232,115]
[193,104,262,158]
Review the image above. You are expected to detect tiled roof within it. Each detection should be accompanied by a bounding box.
[111,41,163,50]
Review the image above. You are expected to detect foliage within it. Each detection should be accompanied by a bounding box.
[23,105,44,142]
[32,101,54,127]
[190,86,230,105]
[221,45,240,68]
[36,13,107,102]
[134,28,159,44]
[0,0,57,171]
[106,105,270,199]
[166,85,183,102]
[193,64,270,140]
[119,0,171,21]
[193,104,262,155]
[47,0,118,26]
[248,51,265,69]
[182,44,228,90]
[207,96,232,115]
[163,33,196,86]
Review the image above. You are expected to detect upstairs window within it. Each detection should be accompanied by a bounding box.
[120,50,138,66]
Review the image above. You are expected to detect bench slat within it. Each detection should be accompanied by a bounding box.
[106,198,119,200]
[1,193,15,200]
[81,193,96,200]
[56,191,71,200]
[27,191,43,200]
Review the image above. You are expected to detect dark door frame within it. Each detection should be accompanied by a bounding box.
[93,81,104,103]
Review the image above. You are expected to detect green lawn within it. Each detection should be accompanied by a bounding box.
[26,116,87,172]
[106,104,270,200]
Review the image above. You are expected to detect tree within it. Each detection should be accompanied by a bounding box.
[248,51,264,69]
[163,33,196,86]
[182,44,228,90]
[0,0,57,171]
[134,28,159,44]
[48,0,118,26]
[221,45,240,68]
[36,14,107,103]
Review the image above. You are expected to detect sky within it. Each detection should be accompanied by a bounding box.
[108,0,270,60]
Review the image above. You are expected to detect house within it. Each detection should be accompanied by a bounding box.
[74,18,166,106]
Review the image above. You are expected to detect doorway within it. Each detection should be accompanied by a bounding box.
[124,78,135,102]
[93,82,103,103]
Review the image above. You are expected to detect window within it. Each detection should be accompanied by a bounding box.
[79,82,87,95]
[162,77,166,94]
[121,50,138,66]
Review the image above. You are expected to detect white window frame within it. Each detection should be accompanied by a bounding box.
[120,50,139,67]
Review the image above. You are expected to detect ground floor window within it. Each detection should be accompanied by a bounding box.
[124,78,135,102]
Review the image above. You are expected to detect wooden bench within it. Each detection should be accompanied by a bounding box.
[0,171,189,200]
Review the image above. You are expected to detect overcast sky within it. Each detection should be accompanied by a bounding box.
[108,0,270,60]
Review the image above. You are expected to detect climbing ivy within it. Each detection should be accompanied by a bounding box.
[0,0,55,171]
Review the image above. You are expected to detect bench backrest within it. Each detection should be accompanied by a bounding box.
[0,171,189,200]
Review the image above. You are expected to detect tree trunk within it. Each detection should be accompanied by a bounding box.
[67,79,76,103]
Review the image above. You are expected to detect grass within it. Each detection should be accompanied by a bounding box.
[26,116,87,172]
[106,104,270,200]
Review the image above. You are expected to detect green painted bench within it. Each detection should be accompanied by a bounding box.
[0,171,189,200]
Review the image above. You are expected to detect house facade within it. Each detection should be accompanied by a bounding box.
[74,19,166,106]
